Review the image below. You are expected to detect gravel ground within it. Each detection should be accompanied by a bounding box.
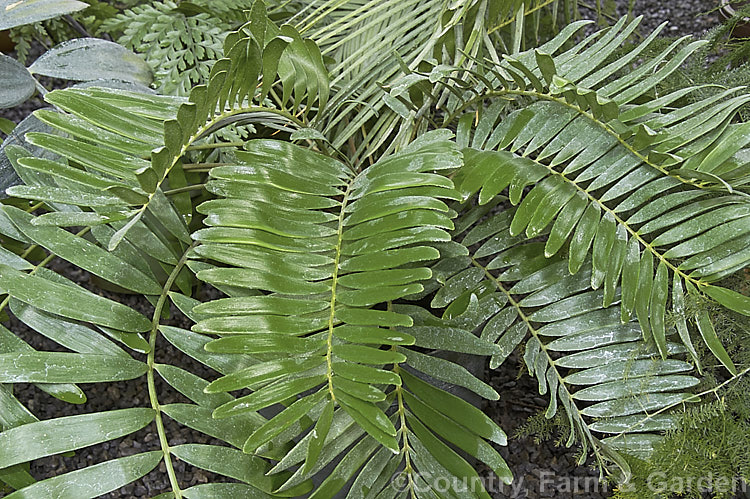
[0,1,735,498]
[480,358,612,499]
[628,0,720,37]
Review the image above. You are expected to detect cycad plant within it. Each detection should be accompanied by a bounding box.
[1,1,749,498]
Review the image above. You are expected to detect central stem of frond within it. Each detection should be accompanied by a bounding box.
[147,241,197,499]
[326,183,353,402]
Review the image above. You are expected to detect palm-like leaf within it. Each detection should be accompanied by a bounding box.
[190,133,511,496]
[0,5,332,496]
[389,17,750,374]
[1,4,749,498]
[5,3,328,251]
[424,201,699,469]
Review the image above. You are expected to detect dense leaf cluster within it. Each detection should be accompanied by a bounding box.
[0,1,749,498]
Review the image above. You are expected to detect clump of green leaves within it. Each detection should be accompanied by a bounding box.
[2,2,750,498]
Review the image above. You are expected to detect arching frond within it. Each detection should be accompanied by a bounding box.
[388,16,750,373]
[424,201,700,472]
[6,3,328,252]
[190,133,512,496]
[0,5,334,496]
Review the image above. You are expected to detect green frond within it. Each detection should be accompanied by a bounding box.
[101,1,229,95]
[385,17,750,373]
[155,319,316,496]
[189,134,511,496]
[3,87,192,261]
[428,201,701,471]
[6,4,329,252]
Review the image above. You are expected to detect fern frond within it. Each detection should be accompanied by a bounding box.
[103,1,227,95]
